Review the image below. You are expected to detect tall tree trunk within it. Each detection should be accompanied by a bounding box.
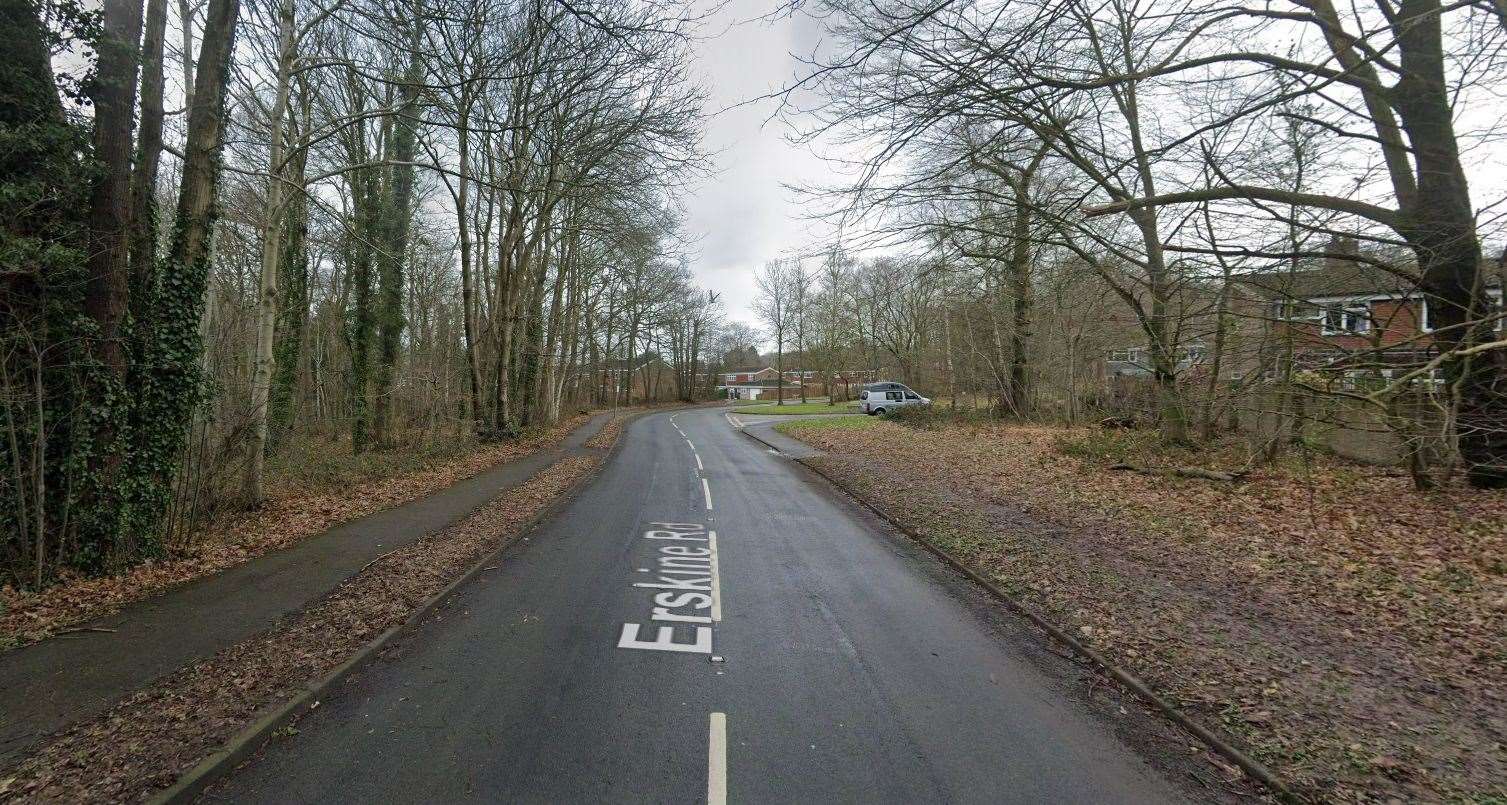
[1007,180,1033,416]
[775,330,785,404]
[129,0,168,309]
[244,0,298,505]
[1389,0,1504,487]
[348,168,379,453]
[80,0,146,552]
[86,0,144,379]
[128,0,242,550]
[373,38,423,447]
[1201,265,1232,441]
[537,230,572,423]
[269,105,310,446]
[1116,52,1187,444]
[178,0,196,108]
[517,222,554,425]
[454,106,485,432]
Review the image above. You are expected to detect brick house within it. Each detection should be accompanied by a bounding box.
[722,378,805,401]
[717,366,883,400]
[721,366,780,385]
[1239,238,1504,378]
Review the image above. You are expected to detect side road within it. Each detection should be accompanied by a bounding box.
[0,412,615,770]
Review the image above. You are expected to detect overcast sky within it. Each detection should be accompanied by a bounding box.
[682,1,831,333]
[676,1,1507,339]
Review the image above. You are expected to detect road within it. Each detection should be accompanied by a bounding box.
[208,409,1185,804]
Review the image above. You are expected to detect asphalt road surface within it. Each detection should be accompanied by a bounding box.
[208,409,1185,804]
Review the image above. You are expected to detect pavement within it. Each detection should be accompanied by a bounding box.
[722,409,836,459]
[0,412,615,769]
[206,408,1187,804]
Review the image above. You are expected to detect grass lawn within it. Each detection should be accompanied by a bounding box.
[774,415,879,433]
[731,400,860,415]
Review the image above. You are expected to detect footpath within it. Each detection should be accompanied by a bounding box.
[0,413,615,770]
[726,411,826,459]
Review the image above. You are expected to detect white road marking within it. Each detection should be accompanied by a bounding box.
[708,530,722,622]
[619,523,716,654]
[701,477,713,511]
[708,713,728,805]
[724,413,743,429]
[695,453,704,471]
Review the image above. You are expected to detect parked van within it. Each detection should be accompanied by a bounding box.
[858,382,930,415]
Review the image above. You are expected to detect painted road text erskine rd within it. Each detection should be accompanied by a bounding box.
[617,522,722,654]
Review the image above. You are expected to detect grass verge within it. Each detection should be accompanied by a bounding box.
[732,401,859,415]
[782,417,1507,802]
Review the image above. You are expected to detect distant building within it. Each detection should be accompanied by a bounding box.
[1104,344,1209,378]
[717,366,883,399]
[1236,237,1503,382]
[723,378,802,401]
[720,366,781,385]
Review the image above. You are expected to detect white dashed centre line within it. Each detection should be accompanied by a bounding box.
[701,477,713,511]
[708,712,728,805]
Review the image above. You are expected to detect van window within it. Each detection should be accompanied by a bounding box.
[905,392,919,400]
[859,391,869,400]
[886,391,903,401]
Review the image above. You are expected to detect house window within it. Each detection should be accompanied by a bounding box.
[1420,292,1504,332]
[1275,301,1325,323]
[1322,305,1370,335]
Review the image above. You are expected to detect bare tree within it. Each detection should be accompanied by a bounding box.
[755,260,795,405]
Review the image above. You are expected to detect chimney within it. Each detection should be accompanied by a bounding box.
[1325,235,1358,270]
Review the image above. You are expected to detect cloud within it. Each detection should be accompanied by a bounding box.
[683,0,832,327]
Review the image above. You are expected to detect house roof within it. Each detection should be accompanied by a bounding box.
[723,366,773,374]
[725,378,799,388]
[600,356,667,371]
[1236,252,1502,301]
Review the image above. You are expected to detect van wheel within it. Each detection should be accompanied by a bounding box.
[873,407,886,415]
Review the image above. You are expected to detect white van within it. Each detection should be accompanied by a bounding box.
[858,382,930,415]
